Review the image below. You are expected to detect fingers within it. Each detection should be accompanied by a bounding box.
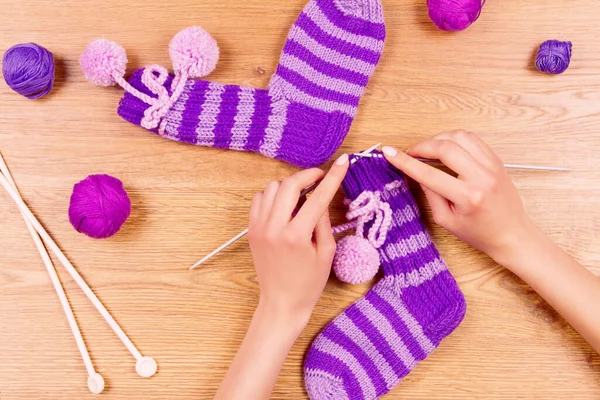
[406,138,480,179]
[313,210,336,260]
[420,184,454,229]
[292,154,349,233]
[259,180,280,222]
[269,168,326,226]
[249,192,263,228]
[432,130,501,170]
[382,146,468,204]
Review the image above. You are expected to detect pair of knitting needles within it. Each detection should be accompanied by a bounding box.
[190,143,571,269]
[0,152,157,394]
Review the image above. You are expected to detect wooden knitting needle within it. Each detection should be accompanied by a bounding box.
[0,154,105,394]
[190,143,383,270]
[0,169,158,379]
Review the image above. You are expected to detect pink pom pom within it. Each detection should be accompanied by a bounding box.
[80,39,127,87]
[169,26,219,78]
[333,236,380,285]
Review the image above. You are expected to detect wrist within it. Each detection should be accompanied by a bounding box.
[490,218,548,273]
[255,298,310,339]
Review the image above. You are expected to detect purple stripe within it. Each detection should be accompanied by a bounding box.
[213,85,241,149]
[400,271,466,345]
[305,349,363,399]
[283,40,369,87]
[323,324,388,396]
[345,302,410,379]
[386,243,441,278]
[367,290,428,361]
[178,80,210,144]
[244,89,270,152]
[316,0,386,40]
[295,12,381,65]
[275,65,360,107]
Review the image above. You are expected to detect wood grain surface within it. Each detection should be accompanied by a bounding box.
[1,0,600,398]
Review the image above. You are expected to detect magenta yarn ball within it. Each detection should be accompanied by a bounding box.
[169,26,219,78]
[69,174,131,239]
[427,0,484,31]
[333,236,380,285]
[80,38,128,87]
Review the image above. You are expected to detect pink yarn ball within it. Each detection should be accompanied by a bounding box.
[333,236,380,285]
[427,0,484,32]
[80,38,128,86]
[169,26,219,78]
[69,174,131,239]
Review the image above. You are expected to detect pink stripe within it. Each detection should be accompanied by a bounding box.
[287,25,377,77]
[313,336,377,399]
[355,299,418,370]
[334,313,399,388]
[305,2,385,53]
[374,278,436,355]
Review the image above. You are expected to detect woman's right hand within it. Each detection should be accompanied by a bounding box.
[381,130,533,267]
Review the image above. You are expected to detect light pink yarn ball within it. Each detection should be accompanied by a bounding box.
[169,26,219,78]
[333,236,380,285]
[80,39,127,87]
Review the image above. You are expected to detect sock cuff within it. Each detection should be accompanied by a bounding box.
[343,151,405,199]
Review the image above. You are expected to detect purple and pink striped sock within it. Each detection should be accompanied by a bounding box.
[304,152,467,399]
[117,0,385,168]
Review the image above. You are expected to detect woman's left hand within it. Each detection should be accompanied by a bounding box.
[249,153,350,325]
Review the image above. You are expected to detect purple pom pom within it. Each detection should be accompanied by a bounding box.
[427,0,484,32]
[333,235,380,285]
[536,40,572,75]
[69,174,131,239]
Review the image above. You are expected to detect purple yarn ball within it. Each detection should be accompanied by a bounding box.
[2,43,55,99]
[69,174,131,239]
[427,0,485,31]
[536,40,572,75]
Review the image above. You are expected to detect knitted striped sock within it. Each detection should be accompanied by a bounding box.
[304,152,467,400]
[117,0,385,168]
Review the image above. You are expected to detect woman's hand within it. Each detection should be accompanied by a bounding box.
[215,154,349,400]
[381,130,532,266]
[249,153,349,324]
[382,132,600,354]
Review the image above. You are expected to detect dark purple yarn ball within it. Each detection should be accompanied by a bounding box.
[536,40,572,75]
[427,0,485,31]
[2,43,55,99]
[69,174,131,239]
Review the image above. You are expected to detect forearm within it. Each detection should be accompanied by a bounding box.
[498,220,600,353]
[214,300,307,399]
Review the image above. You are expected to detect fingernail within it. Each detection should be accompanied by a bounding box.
[382,146,398,157]
[335,153,349,165]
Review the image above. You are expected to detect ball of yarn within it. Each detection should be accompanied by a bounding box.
[80,39,128,87]
[69,174,131,239]
[536,40,572,75]
[333,235,380,285]
[169,26,219,78]
[2,43,55,99]
[427,0,484,31]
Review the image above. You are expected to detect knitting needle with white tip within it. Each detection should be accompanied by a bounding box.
[190,144,383,270]
[0,153,105,394]
[0,170,157,379]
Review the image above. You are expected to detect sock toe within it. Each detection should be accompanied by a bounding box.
[305,369,350,400]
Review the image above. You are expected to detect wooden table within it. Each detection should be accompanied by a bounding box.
[1,0,599,398]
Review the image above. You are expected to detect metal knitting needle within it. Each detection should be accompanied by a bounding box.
[414,158,572,172]
[190,144,383,270]
[189,182,317,270]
